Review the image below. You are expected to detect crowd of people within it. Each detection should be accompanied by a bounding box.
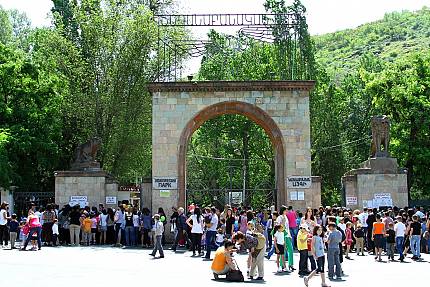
[1,200,430,284]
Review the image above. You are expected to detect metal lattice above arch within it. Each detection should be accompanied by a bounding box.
[154,12,311,82]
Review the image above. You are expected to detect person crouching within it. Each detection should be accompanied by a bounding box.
[211,240,237,280]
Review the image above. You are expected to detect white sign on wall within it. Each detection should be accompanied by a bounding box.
[69,196,88,208]
[290,191,305,201]
[346,196,358,206]
[287,176,311,189]
[153,177,178,190]
[105,196,117,204]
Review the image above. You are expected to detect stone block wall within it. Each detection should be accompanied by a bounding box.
[343,173,408,209]
[287,177,322,212]
[152,89,312,181]
[150,81,319,213]
[55,171,118,208]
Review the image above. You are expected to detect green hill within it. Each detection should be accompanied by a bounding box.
[314,7,430,71]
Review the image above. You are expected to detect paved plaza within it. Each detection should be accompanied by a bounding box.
[1,246,429,286]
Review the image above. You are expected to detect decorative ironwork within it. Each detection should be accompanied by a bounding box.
[156,13,297,27]
[13,191,55,218]
[155,12,308,82]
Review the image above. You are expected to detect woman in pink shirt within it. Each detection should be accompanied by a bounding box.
[21,210,42,251]
[287,206,298,249]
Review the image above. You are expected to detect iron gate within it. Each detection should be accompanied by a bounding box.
[13,191,55,218]
[186,188,276,210]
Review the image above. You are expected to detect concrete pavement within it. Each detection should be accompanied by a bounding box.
[0,245,429,287]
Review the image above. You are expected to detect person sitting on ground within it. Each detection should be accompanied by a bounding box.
[211,240,237,280]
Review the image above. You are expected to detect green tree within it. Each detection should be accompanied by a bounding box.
[366,54,430,199]
[50,0,188,182]
[0,43,65,191]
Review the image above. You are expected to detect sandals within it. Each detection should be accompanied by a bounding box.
[304,276,309,287]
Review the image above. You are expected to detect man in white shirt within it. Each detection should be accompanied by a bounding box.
[394,216,406,262]
[359,209,369,246]
[35,208,43,225]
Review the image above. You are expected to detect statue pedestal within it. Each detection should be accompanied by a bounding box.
[342,157,408,209]
[54,169,121,208]
[70,161,101,171]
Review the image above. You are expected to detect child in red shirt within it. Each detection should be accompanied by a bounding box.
[344,222,353,259]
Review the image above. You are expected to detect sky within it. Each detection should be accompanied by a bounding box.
[1,0,428,74]
[0,0,428,35]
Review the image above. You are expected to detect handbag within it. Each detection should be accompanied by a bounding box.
[226,259,244,282]
[226,270,244,282]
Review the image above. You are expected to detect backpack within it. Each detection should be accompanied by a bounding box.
[354,228,364,238]
[254,232,266,250]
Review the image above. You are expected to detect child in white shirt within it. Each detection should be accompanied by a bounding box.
[52,219,59,246]
[216,228,225,247]
[274,225,286,272]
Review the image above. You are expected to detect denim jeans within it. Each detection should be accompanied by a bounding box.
[396,236,404,260]
[124,226,135,246]
[410,235,421,257]
[151,235,164,257]
[267,244,275,259]
[289,227,298,248]
[204,230,217,259]
[327,248,342,278]
[23,227,42,250]
[308,253,316,271]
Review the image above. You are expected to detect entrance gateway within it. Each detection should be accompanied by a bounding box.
[148,81,321,211]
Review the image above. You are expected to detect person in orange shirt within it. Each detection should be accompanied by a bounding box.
[211,240,237,280]
[372,214,385,262]
[81,214,92,246]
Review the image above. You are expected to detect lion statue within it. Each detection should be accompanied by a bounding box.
[370,115,390,158]
[73,137,102,163]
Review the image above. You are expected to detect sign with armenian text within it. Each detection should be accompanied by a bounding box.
[153,177,178,190]
[287,176,311,189]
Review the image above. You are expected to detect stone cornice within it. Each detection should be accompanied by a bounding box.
[147,80,316,93]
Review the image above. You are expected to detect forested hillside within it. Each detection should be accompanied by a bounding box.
[314,7,430,72]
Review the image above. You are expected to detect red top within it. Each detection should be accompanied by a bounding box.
[29,216,41,228]
[287,211,297,228]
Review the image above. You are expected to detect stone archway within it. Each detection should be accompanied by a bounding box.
[148,81,321,214]
[178,101,286,208]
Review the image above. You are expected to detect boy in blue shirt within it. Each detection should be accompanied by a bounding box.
[8,214,20,249]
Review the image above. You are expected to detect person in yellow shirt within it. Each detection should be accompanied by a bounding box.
[297,224,310,276]
[81,214,92,246]
[211,240,237,280]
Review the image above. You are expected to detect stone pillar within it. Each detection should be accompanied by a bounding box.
[140,178,152,211]
[0,187,14,214]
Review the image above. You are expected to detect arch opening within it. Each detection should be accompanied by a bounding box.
[178,101,286,208]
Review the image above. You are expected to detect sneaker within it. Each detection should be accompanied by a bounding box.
[255,277,264,281]
[277,266,283,273]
